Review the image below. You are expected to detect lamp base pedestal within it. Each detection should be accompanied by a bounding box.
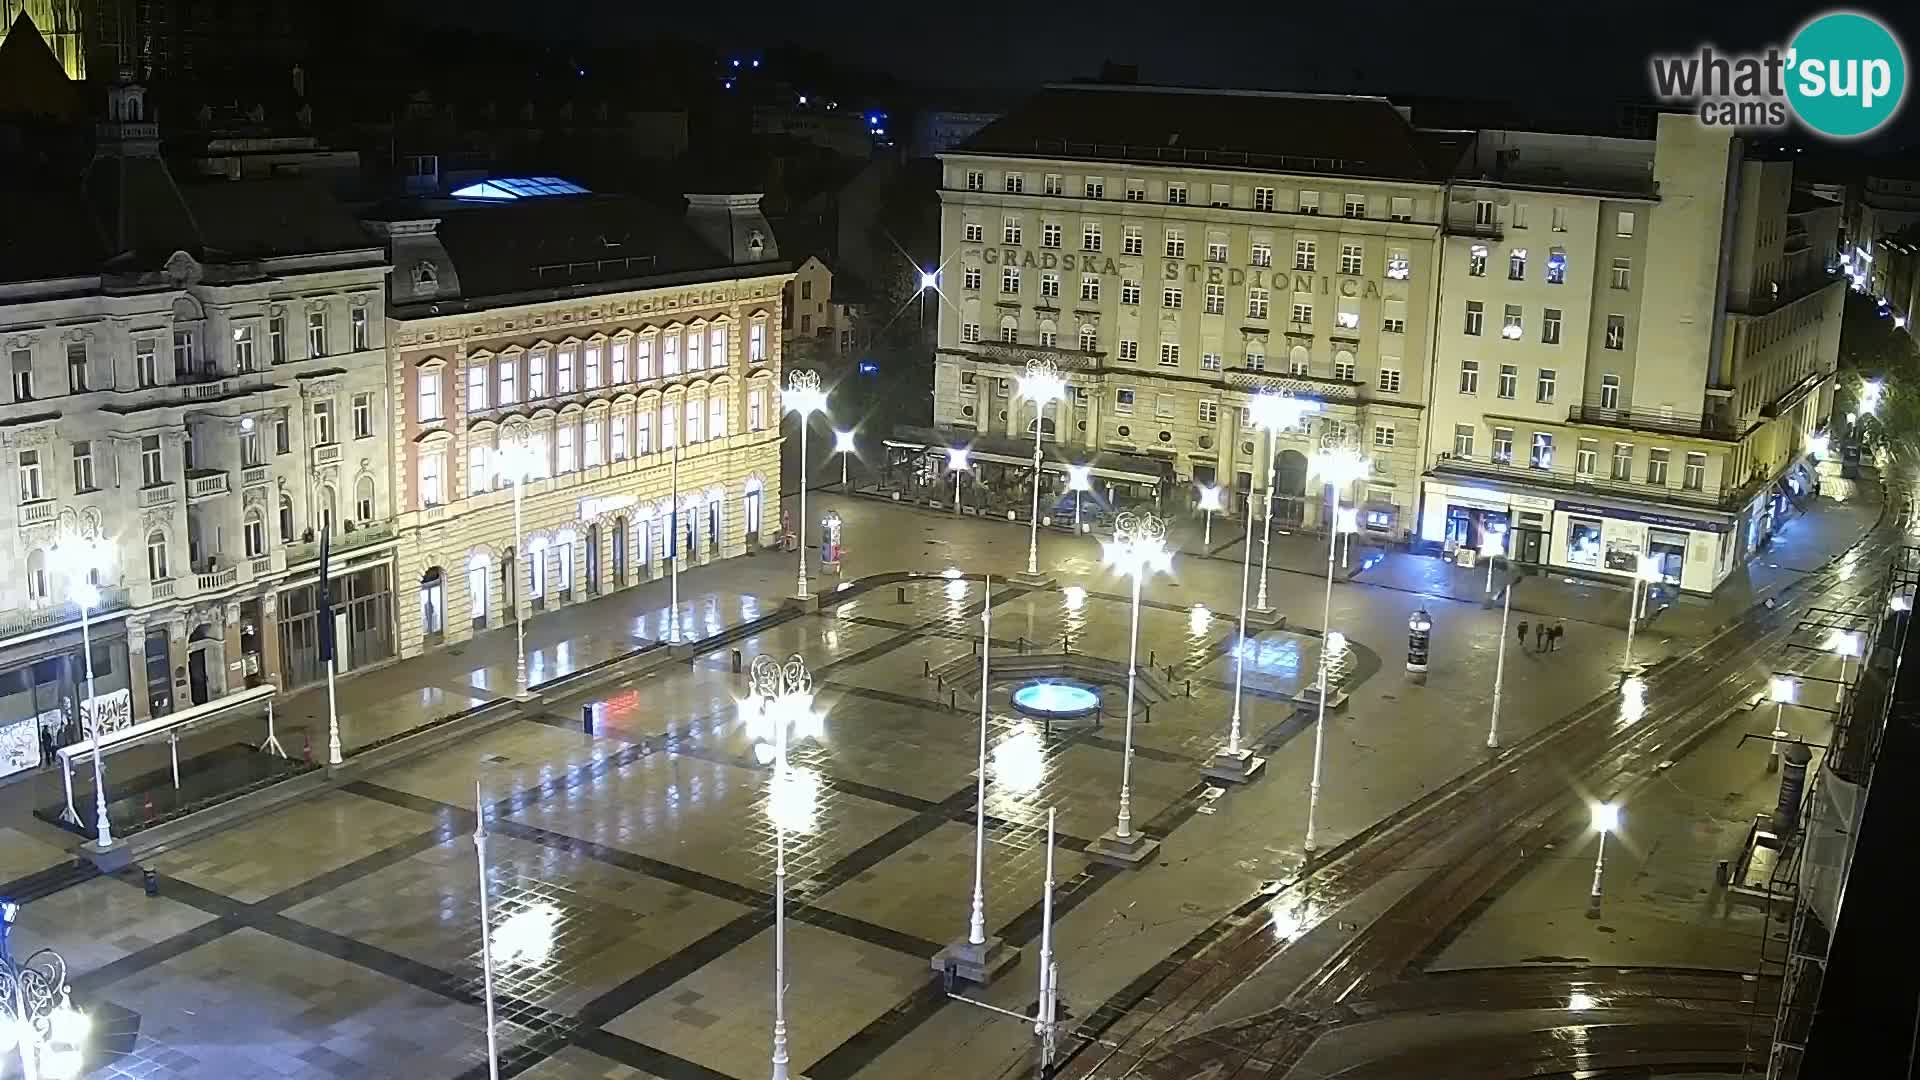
[1011,572,1057,589]
[1203,748,1267,784]
[784,593,825,614]
[1246,607,1288,630]
[930,935,1021,986]
[1088,827,1162,869]
[81,839,135,872]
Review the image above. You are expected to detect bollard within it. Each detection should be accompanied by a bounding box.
[950,689,958,712]
[732,648,743,673]
[1167,665,1175,682]
[1143,703,1152,724]
[583,705,594,733]
[142,867,159,896]
[1149,650,1157,668]
[1185,679,1192,697]
[924,658,932,677]
[897,585,908,604]
[937,674,944,692]
[1714,859,1730,887]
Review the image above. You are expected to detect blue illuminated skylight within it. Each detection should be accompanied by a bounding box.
[450,177,590,201]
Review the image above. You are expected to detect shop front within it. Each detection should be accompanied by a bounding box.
[1551,499,1734,594]
[278,558,397,690]
[0,623,133,781]
[1421,481,1555,565]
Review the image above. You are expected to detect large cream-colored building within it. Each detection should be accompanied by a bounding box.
[1423,116,1842,593]
[929,85,1456,536]
[0,76,394,774]
[367,187,790,663]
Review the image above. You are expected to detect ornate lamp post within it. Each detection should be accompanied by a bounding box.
[1483,529,1513,750]
[0,900,90,1080]
[497,440,540,694]
[1825,629,1863,706]
[947,447,971,518]
[1196,484,1222,548]
[1586,802,1621,919]
[1016,359,1066,581]
[833,429,857,492]
[52,535,115,849]
[1208,478,1264,784]
[1248,394,1321,613]
[1089,513,1171,868]
[744,654,821,1080]
[784,371,829,600]
[1066,464,1092,534]
[1620,555,1664,675]
[1304,446,1370,855]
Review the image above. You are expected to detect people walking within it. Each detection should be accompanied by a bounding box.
[1535,622,1549,653]
[1516,620,1530,652]
[1552,621,1566,651]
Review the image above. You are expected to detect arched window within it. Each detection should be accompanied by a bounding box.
[318,484,337,537]
[1079,325,1098,352]
[146,530,169,580]
[244,509,266,557]
[278,493,295,543]
[1289,345,1311,375]
[355,475,376,522]
[999,315,1020,344]
[419,567,445,638]
[556,530,575,595]
[527,538,547,600]
[26,550,48,601]
[466,551,491,626]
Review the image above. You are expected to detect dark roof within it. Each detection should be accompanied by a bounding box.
[392,193,740,301]
[956,84,1452,182]
[83,151,205,267]
[1789,188,1842,215]
[180,177,374,258]
[0,11,81,119]
[0,189,101,282]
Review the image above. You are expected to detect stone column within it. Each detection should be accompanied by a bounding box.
[125,614,151,722]
[222,600,244,697]
[259,590,283,688]
[167,619,189,708]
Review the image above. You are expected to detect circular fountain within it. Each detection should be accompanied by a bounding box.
[1011,680,1102,721]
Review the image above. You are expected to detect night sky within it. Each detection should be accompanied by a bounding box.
[398,0,1920,146]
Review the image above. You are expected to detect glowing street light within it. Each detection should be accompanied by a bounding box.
[51,535,115,848]
[744,654,820,1080]
[497,439,542,686]
[1196,484,1222,547]
[947,447,971,518]
[1768,675,1799,773]
[1484,529,1514,750]
[785,371,830,600]
[919,269,940,292]
[1303,446,1371,854]
[833,429,857,492]
[1826,629,1863,705]
[0,902,89,1080]
[1860,378,1884,415]
[1066,464,1092,534]
[1586,801,1621,919]
[1620,555,1664,674]
[1094,513,1171,865]
[1248,394,1321,612]
[1018,359,1068,578]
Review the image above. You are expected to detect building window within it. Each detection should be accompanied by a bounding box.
[1084,177,1104,198]
[1043,222,1062,249]
[1508,248,1527,280]
[354,392,374,438]
[1600,373,1621,409]
[1159,343,1180,366]
[1616,210,1635,236]
[1201,352,1221,371]
[1166,230,1185,258]
[1373,423,1395,448]
[1251,243,1272,268]
[1530,433,1554,469]
[1546,249,1568,285]
[469,444,492,494]
[1298,191,1320,215]
[1497,364,1517,399]
[1038,327,1057,348]
[274,412,290,455]
[580,419,601,466]
[1291,302,1313,325]
[307,311,328,357]
[172,329,195,375]
[1001,323,1019,344]
[709,397,727,439]
[1044,174,1063,196]
[419,450,445,505]
[1003,218,1022,244]
[1121,280,1141,305]
[1336,301,1360,329]
[1459,358,1479,394]
[1334,354,1356,381]
[279,493,295,542]
[355,476,375,521]
[1207,240,1229,263]
[1163,287,1183,310]
[1117,340,1138,362]
[1080,326,1098,352]
[1464,301,1484,336]
[966,169,984,191]
[244,510,266,558]
[312,399,335,444]
[1453,424,1475,457]
[1491,427,1514,464]
[1386,247,1410,280]
[1245,347,1265,371]
[63,342,89,392]
[1611,442,1633,481]
[1542,308,1563,345]
[268,317,286,364]
[1166,182,1188,205]
[1502,305,1523,340]
[611,340,628,383]
[1124,226,1143,256]
[1081,276,1100,302]
[1083,222,1102,251]
[1294,239,1316,270]
[1647,448,1670,485]
[1288,348,1310,375]
[1537,368,1557,403]
[8,350,31,402]
[559,347,578,391]
[964,222,983,243]
[351,308,369,351]
[709,325,727,369]
[1115,389,1134,414]
[1252,187,1275,211]
[1041,272,1060,299]
[1551,206,1568,232]
[1468,245,1487,277]
[1390,196,1413,222]
[963,266,982,291]
[146,530,169,581]
[1684,452,1707,491]
[1576,439,1598,477]
[1610,258,1631,289]
[17,449,42,501]
[499,357,519,405]
[71,440,96,492]
[1605,314,1626,350]
[135,338,158,387]
[418,370,442,420]
[1155,393,1175,419]
[1001,267,1020,294]
[1004,173,1024,194]
[750,320,767,362]
[1378,366,1402,394]
[961,322,981,343]
[1474,200,1495,226]
[586,344,603,387]
[1344,194,1366,218]
[468,364,489,411]
[1198,401,1218,425]
[1339,243,1363,275]
[141,434,164,486]
[1247,288,1269,319]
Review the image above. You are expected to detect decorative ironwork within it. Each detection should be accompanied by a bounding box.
[786,368,821,397]
[1112,511,1168,549]
[751,653,813,704]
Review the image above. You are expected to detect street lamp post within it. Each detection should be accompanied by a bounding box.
[1304,447,1370,856]
[498,441,539,694]
[53,537,114,849]
[1768,676,1798,774]
[1066,464,1092,534]
[947,447,971,518]
[785,370,829,601]
[833,429,857,492]
[934,575,1016,983]
[1825,630,1863,706]
[473,781,500,1080]
[1207,478,1264,784]
[1197,484,1222,548]
[1586,802,1621,920]
[1484,531,1513,750]
[1089,513,1171,868]
[746,654,821,1080]
[1017,359,1067,580]
[1620,555,1665,675]
[1248,394,1321,614]
[0,902,90,1080]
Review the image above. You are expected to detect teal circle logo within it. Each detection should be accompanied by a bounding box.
[1787,11,1907,138]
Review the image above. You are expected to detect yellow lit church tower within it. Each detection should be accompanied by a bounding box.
[1,0,84,80]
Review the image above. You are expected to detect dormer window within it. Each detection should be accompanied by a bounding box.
[748,230,766,258]
[413,262,438,290]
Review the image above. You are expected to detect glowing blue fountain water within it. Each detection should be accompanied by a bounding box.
[1012,681,1101,720]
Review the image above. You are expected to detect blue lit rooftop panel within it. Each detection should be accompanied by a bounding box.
[450,176,590,200]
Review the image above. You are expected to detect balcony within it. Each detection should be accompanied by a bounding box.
[138,484,176,508]
[197,565,238,592]
[151,578,177,601]
[972,341,1104,371]
[1225,369,1362,404]
[284,519,395,565]
[186,470,230,501]
[184,379,232,401]
[242,465,271,488]
[1565,401,1744,442]
[251,555,274,577]
[0,586,130,641]
[1448,218,1504,240]
[18,499,55,526]
[312,443,342,467]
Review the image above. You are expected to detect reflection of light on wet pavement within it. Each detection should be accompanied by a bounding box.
[491,901,561,968]
[992,722,1046,794]
[1189,604,1211,637]
[1267,899,1316,941]
[767,764,821,833]
[1566,991,1597,1011]
[942,566,963,579]
[1063,585,1086,611]
[1620,676,1646,724]
[945,578,968,602]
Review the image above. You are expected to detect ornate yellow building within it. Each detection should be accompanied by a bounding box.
[2,0,84,80]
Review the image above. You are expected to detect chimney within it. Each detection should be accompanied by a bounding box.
[686,193,778,264]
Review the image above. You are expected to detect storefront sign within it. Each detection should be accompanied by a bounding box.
[970,247,1389,298]
[579,494,639,520]
[1553,499,1730,533]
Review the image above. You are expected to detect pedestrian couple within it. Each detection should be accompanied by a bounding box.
[1515,618,1565,653]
